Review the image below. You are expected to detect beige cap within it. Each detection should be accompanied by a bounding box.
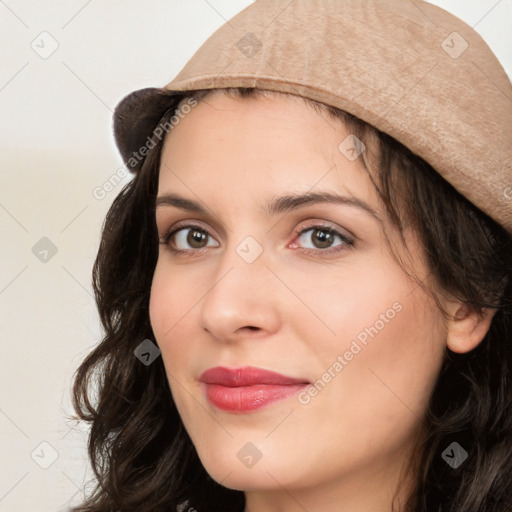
[113,0,512,232]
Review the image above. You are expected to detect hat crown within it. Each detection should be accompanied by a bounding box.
[114,0,512,232]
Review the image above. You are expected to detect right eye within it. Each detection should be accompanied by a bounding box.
[160,224,220,253]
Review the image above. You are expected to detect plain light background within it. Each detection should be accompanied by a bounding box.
[0,1,510,511]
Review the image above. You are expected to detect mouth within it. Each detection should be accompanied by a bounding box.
[198,366,310,413]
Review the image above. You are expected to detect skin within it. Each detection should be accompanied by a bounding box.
[149,91,494,512]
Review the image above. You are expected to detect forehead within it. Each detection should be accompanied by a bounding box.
[158,92,377,205]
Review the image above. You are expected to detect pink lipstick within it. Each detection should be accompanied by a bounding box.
[199,366,310,413]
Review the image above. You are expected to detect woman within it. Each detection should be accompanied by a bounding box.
[70,1,512,511]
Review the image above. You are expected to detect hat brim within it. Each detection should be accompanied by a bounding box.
[113,87,184,173]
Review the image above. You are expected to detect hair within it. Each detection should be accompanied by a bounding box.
[69,87,512,512]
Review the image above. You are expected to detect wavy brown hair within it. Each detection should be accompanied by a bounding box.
[69,87,512,512]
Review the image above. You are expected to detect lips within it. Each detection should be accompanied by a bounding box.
[199,366,310,413]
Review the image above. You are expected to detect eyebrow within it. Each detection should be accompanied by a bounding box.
[155,191,380,222]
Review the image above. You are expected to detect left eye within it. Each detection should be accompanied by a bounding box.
[295,226,352,250]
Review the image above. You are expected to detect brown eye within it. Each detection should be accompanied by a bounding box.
[311,228,335,248]
[301,227,337,249]
[164,225,220,252]
[187,229,208,248]
[294,225,354,253]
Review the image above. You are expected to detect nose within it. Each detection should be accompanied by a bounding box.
[198,247,281,342]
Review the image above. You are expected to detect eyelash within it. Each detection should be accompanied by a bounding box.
[159,222,354,257]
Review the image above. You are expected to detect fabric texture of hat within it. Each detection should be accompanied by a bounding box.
[113,0,512,233]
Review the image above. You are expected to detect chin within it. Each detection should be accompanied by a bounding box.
[195,440,298,491]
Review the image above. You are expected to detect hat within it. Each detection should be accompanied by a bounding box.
[113,0,512,233]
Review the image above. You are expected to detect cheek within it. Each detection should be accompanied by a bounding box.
[149,259,202,338]
[314,283,446,436]
[286,288,446,478]
[298,256,446,430]
[149,271,171,339]
[148,263,196,372]
[149,271,171,349]
[278,254,413,358]
[148,265,202,421]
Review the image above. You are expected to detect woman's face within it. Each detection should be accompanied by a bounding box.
[149,92,447,507]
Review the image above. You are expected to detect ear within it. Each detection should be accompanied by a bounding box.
[445,302,497,354]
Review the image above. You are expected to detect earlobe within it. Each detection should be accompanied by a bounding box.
[446,303,497,354]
